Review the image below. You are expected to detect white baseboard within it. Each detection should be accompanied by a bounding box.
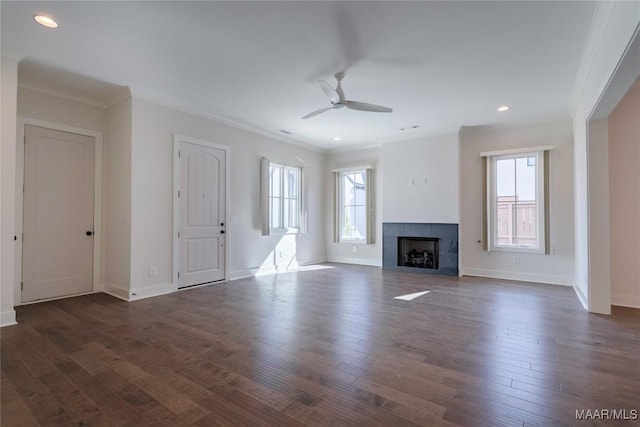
[104,282,176,301]
[611,292,640,308]
[298,257,327,267]
[229,269,256,281]
[129,282,175,301]
[94,282,105,293]
[0,310,17,327]
[573,283,588,310]
[255,265,278,275]
[460,267,573,286]
[103,283,130,301]
[229,258,328,281]
[326,256,382,267]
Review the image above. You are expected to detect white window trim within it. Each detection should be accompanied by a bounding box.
[488,150,546,254]
[261,157,305,236]
[332,170,375,245]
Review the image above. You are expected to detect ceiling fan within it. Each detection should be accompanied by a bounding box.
[301,72,393,119]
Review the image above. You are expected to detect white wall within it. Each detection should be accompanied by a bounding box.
[326,147,382,266]
[129,98,326,296]
[459,119,575,286]
[17,87,107,133]
[1,57,18,326]
[381,133,459,223]
[608,84,640,308]
[571,1,639,313]
[104,98,132,298]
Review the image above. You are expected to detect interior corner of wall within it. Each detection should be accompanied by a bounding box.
[106,87,133,110]
[103,283,130,301]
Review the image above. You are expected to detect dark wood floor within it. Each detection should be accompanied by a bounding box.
[2,264,639,426]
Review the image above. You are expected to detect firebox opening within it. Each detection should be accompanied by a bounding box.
[398,237,439,270]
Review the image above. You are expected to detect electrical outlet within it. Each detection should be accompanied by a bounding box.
[148,266,157,277]
[352,246,357,253]
[513,257,520,265]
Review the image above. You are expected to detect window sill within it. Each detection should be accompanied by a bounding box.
[270,228,300,236]
[489,245,545,255]
[339,239,367,245]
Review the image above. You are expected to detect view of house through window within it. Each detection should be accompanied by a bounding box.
[339,170,367,241]
[269,163,300,231]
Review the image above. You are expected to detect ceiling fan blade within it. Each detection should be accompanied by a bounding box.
[344,100,392,113]
[301,107,334,119]
[318,80,340,104]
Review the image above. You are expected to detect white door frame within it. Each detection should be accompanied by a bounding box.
[15,117,103,305]
[173,134,230,289]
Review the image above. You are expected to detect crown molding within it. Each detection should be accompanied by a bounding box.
[1,52,23,62]
[129,86,324,153]
[17,82,111,108]
[459,114,571,135]
[569,1,615,115]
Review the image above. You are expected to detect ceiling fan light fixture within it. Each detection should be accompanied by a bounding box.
[497,105,510,112]
[33,14,58,28]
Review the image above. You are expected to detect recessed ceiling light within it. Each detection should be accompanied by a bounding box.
[333,137,341,141]
[33,14,58,28]
[497,105,510,112]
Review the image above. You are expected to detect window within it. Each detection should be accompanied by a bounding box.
[269,163,301,231]
[339,170,367,241]
[485,148,549,253]
[334,167,373,244]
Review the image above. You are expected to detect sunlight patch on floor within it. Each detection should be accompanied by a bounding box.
[394,290,431,301]
[254,264,335,277]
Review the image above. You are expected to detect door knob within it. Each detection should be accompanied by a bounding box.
[220,230,225,234]
[86,231,93,236]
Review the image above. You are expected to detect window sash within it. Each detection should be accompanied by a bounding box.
[486,150,548,254]
[493,152,540,248]
[269,163,301,231]
[338,170,368,242]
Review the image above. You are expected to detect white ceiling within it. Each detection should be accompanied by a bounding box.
[1,1,596,150]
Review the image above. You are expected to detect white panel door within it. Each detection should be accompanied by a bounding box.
[22,125,95,302]
[179,141,226,287]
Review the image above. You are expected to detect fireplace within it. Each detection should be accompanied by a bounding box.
[398,237,439,269]
[383,223,458,276]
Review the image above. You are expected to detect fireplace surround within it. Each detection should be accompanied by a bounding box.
[383,223,458,276]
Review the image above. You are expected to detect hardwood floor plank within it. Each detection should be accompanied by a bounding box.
[0,372,39,427]
[1,344,77,426]
[2,263,638,426]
